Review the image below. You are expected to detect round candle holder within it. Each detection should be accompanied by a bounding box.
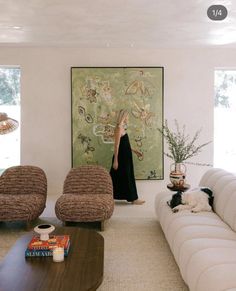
[53,247,64,262]
[34,224,55,241]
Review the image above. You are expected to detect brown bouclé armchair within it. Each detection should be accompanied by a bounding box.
[55,165,114,231]
[0,165,47,227]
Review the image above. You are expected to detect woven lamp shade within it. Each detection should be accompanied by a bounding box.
[0,112,19,135]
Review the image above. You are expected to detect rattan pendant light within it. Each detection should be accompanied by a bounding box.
[0,112,19,135]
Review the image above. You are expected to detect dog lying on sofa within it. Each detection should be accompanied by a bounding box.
[155,168,236,291]
[167,187,214,213]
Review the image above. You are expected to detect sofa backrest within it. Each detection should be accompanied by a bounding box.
[199,168,236,232]
[0,165,47,196]
[63,165,113,195]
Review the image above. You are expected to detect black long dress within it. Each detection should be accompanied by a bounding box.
[110,133,138,202]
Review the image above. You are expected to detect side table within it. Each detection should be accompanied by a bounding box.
[167,183,190,192]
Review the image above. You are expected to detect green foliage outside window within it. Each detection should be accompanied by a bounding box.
[215,71,236,108]
[0,68,20,105]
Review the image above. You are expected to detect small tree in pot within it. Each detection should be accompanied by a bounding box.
[158,119,211,186]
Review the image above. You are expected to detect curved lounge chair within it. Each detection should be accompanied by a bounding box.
[55,165,114,231]
[0,165,47,226]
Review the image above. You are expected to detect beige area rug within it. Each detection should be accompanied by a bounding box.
[0,217,188,291]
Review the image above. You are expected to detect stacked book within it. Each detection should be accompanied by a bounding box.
[25,235,70,257]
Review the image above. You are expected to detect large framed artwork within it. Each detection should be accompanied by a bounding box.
[71,67,164,180]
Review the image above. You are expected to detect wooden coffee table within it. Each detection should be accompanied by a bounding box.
[0,227,104,291]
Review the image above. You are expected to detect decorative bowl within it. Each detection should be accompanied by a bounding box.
[34,224,55,241]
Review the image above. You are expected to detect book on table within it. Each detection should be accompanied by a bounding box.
[25,235,70,257]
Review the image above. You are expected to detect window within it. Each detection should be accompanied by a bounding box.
[214,70,236,172]
[0,67,20,173]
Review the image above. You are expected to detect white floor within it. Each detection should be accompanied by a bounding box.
[41,191,157,219]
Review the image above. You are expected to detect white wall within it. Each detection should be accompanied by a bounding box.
[0,47,235,199]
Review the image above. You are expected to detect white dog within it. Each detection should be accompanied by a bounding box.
[168,187,213,213]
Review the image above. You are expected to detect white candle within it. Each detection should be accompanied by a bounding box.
[53,247,64,262]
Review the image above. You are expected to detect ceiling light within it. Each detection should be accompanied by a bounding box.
[0,112,19,135]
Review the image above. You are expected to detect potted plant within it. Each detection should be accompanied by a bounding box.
[158,119,211,187]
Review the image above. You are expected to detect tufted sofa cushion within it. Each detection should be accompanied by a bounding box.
[155,168,236,291]
[199,168,236,232]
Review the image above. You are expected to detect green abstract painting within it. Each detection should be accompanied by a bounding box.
[71,67,164,180]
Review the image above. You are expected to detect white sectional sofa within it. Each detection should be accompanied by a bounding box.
[155,168,236,291]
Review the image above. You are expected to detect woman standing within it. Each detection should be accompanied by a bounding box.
[110,109,145,204]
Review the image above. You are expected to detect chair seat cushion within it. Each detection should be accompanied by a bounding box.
[0,194,46,221]
[55,194,114,222]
